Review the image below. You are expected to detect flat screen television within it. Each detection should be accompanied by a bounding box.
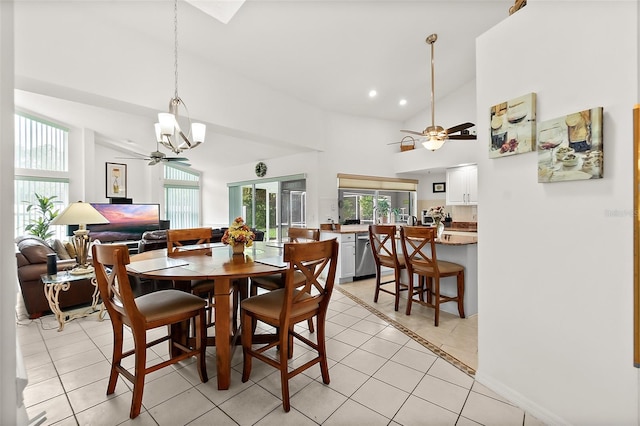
[68,203,160,243]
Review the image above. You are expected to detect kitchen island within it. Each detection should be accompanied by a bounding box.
[320,224,478,316]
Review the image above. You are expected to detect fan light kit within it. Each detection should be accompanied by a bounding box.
[154,0,206,155]
[400,33,476,151]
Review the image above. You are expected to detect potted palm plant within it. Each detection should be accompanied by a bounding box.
[23,193,61,239]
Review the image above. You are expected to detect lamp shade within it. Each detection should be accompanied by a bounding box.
[51,202,110,229]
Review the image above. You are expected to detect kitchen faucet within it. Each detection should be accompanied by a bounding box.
[372,206,380,224]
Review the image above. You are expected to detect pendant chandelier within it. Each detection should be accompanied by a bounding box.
[154,0,206,155]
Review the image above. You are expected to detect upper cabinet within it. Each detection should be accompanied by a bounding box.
[446,165,478,205]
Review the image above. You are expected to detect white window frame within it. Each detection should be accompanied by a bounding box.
[14,113,70,240]
[163,163,201,229]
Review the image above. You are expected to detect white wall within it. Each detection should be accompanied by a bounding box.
[475,2,639,424]
[1,2,17,424]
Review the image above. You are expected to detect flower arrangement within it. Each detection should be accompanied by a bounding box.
[221,217,255,247]
[427,206,446,222]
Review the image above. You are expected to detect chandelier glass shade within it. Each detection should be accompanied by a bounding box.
[155,0,206,155]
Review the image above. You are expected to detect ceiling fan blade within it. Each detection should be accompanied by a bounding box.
[166,157,189,161]
[448,134,477,140]
[447,122,475,134]
[400,130,425,136]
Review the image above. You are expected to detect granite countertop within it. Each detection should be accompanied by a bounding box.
[436,233,477,245]
[319,224,477,245]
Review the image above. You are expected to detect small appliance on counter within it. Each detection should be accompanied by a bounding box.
[444,213,452,227]
[421,210,435,226]
[406,215,419,226]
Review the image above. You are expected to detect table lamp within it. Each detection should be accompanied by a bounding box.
[51,201,109,274]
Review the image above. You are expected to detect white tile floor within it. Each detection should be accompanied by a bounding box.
[16,286,545,425]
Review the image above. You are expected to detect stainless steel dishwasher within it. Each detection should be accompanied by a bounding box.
[355,232,376,279]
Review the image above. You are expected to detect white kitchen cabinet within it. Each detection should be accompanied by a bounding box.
[320,232,355,283]
[446,165,478,206]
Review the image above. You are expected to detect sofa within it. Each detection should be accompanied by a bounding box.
[137,227,265,253]
[15,236,96,319]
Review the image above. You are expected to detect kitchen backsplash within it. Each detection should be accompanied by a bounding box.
[417,199,477,223]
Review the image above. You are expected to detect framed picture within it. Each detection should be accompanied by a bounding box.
[433,182,446,193]
[537,107,603,183]
[106,162,127,198]
[489,92,537,159]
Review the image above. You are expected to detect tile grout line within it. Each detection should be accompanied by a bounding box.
[335,286,476,376]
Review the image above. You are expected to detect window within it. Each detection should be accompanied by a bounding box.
[164,164,201,229]
[14,113,69,239]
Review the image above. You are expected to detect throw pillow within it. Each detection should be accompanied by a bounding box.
[49,239,71,260]
[64,241,76,258]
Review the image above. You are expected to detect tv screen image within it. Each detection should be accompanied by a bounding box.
[70,203,160,243]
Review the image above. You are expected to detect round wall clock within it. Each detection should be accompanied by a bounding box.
[255,161,267,177]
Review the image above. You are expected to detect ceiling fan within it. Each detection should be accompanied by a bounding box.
[400,33,477,151]
[118,141,191,166]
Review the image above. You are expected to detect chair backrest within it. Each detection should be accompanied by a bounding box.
[166,227,212,257]
[282,239,338,326]
[369,224,402,269]
[399,226,439,275]
[287,227,320,243]
[92,244,142,322]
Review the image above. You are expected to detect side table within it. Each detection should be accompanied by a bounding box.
[40,271,105,331]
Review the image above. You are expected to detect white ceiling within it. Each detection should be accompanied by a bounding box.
[14,0,513,165]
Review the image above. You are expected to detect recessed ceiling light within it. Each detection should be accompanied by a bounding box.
[399,99,407,106]
[369,89,377,98]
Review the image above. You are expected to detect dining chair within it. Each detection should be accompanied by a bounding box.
[241,238,339,412]
[166,227,213,257]
[249,227,320,332]
[92,244,208,419]
[369,224,409,311]
[167,227,241,330]
[399,226,465,326]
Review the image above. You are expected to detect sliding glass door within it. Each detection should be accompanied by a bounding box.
[229,174,306,241]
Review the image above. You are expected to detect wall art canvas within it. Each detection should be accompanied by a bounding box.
[106,162,127,198]
[489,92,536,158]
[537,107,603,183]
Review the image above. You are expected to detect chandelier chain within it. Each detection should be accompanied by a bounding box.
[173,0,179,100]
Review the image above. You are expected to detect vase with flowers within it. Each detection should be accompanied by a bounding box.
[221,217,255,255]
[427,205,446,238]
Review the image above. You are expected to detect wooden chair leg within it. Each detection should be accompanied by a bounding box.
[393,268,401,311]
[129,330,147,419]
[405,273,414,315]
[279,327,291,412]
[307,318,315,333]
[317,313,330,385]
[241,310,253,383]
[434,278,440,327]
[373,267,381,303]
[107,319,123,395]
[196,309,208,383]
[457,271,466,319]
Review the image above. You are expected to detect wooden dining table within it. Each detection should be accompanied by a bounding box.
[126,241,287,390]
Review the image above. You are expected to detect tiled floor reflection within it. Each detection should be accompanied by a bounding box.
[338,276,478,371]
[16,280,544,425]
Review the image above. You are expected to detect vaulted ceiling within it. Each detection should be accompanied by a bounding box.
[13,0,513,166]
